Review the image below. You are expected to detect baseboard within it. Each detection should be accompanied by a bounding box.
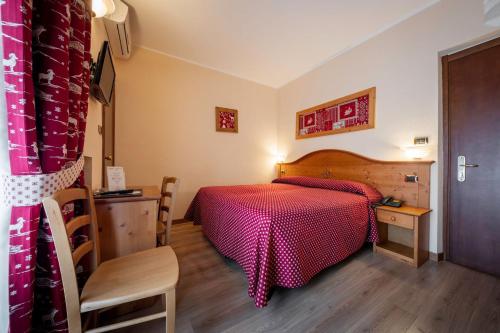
[429,252,444,262]
[172,218,190,225]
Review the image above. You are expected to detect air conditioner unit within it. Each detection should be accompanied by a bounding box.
[103,0,132,59]
[484,0,500,27]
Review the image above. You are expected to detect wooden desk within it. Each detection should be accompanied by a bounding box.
[94,186,160,262]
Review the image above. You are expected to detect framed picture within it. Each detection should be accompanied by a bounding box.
[296,87,375,139]
[215,107,238,133]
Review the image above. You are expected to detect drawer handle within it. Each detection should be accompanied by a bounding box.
[390,216,396,221]
[143,210,149,215]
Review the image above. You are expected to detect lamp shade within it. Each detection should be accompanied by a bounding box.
[276,154,285,164]
[93,0,116,18]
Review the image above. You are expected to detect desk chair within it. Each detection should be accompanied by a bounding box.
[156,177,180,246]
[43,187,179,333]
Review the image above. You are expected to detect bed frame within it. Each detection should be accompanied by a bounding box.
[277,149,434,208]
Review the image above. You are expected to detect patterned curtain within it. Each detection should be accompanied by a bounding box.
[1,0,92,332]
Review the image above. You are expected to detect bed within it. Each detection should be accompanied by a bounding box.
[185,176,382,307]
[185,150,432,307]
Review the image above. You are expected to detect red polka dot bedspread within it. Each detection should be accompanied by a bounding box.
[185,176,383,307]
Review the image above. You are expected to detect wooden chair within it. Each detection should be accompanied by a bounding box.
[43,187,179,333]
[156,177,180,246]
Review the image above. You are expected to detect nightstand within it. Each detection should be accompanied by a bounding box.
[373,205,431,267]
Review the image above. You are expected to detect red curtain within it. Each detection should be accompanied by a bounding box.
[2,0,91,331]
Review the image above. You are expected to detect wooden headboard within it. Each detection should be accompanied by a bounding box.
[278,150,434,208]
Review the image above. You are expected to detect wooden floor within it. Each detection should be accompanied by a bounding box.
[114,223,500,333]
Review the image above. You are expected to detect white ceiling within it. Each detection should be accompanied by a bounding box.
[124,0,438,88]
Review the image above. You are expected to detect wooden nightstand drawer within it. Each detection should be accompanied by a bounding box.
[377,210,414,230]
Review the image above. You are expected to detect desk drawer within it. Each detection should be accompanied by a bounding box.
[377,210,414,230]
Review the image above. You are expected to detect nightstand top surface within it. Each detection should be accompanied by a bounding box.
[376,205,431,217]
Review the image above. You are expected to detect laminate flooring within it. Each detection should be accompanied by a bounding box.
[111,223,500,333]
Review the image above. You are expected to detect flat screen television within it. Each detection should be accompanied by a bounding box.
[91,41,115,105]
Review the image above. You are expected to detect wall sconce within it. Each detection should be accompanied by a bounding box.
[275,153,285,164]
[274,153,286,177]
[403,136,430,160]
[404,146,430,159]
[93,0,116,18]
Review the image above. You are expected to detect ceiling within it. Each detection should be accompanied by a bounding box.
[123,0,438,88]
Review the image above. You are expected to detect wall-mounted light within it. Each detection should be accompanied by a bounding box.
[403,136,430,159]
[93,0,116,18]
[404,146,430,159]
[275,154,285,164]
[274,153,286,177]
[413,136,428,145]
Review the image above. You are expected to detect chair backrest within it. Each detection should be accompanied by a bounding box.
[42,187,101,333]
[158,176,180,243]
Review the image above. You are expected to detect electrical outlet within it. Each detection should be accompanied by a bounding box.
[405,175,419,183]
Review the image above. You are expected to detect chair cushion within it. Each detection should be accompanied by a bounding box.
[80,246,178,313]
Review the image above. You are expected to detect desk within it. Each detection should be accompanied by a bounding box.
[94,186,160,262]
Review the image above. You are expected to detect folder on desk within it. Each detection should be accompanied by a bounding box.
[93,188,143,199]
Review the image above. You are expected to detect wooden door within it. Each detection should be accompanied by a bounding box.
[443,38,500,276]
[102,91,115,187]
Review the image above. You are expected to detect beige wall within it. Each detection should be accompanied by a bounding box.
[84,19,107,189]
[114,48,278,219]
[88,0,499,252]
[277,0,499,253]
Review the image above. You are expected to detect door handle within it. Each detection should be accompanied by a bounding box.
[105,155,113,161]
[457,155,479,182]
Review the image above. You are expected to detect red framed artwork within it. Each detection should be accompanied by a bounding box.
[296,87,376,139]
[215,107,238,133]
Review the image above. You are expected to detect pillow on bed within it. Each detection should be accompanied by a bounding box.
[272,176,383,204]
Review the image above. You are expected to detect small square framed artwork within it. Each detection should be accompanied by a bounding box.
[215,107,238,133]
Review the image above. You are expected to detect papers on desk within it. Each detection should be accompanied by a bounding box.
[107,166,126,191]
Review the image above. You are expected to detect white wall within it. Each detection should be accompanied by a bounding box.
[90,0,499,252]
[114,47,278,219]
[277,0,499,253]
[84,19,107,189]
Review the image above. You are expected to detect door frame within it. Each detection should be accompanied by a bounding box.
[101,90,116,188]
[441,36,500,260]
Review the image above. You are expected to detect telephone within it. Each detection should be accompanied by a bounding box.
[377,196,403,208]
